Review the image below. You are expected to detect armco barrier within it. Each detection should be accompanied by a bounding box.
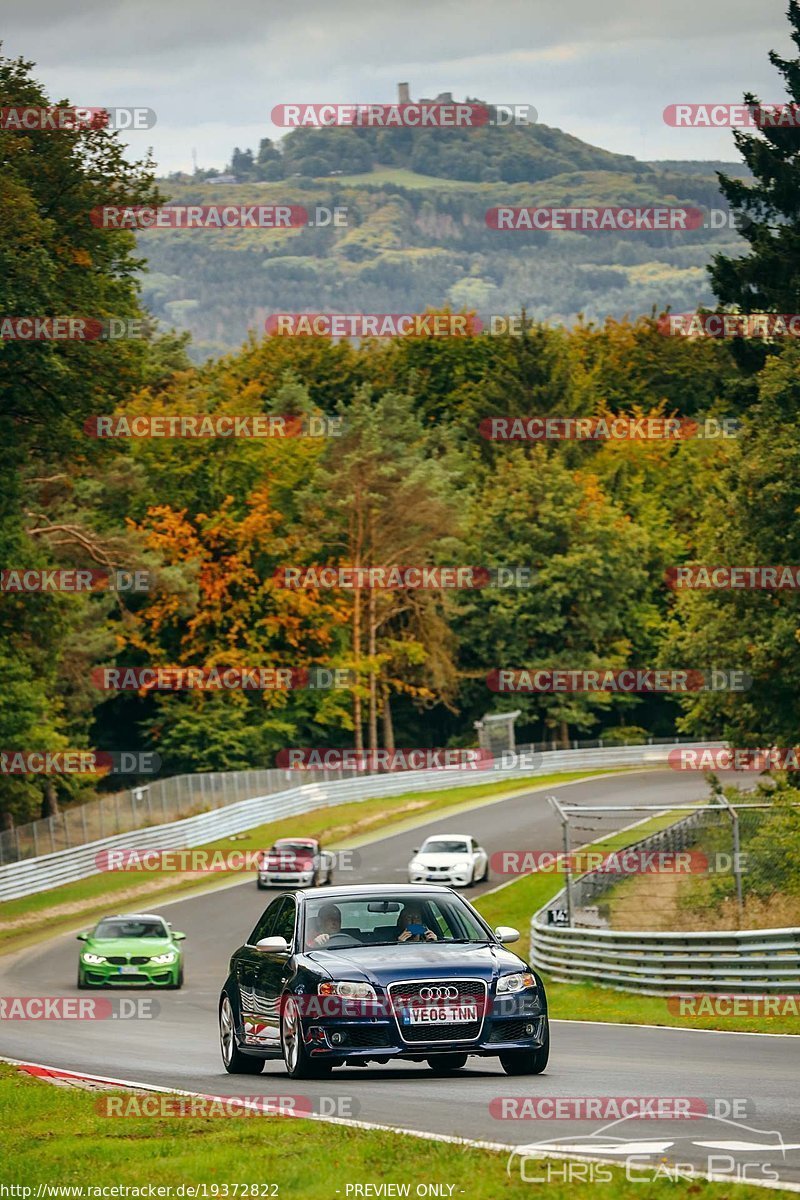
[530,815,800,995]
[0,742,708,902]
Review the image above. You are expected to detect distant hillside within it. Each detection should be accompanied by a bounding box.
[147,90,750,360]
[646,160,753,179]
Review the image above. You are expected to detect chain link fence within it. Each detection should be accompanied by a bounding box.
[0,734,702,867]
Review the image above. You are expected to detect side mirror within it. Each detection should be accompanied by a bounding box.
[412,848,420,855]
[76,932,89,941]
[495,926,520,944]
[172,931,186,941]
[255,936,290,955]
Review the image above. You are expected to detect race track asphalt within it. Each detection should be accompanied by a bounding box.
[2,769,798,1188]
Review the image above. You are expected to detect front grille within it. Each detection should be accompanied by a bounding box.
[106,957,127,965]
[104,955,151,965]
[130,956,151,965]
[388,979,487,1044]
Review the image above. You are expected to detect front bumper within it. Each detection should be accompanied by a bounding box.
[302,1015,548,1061]
[79,958,179,986]
[258,870,315,887]
[297,991,546,1061]
[408,868,472,887]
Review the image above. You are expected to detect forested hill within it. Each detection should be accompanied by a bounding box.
[217,116,644,185]
[143,162,747,360]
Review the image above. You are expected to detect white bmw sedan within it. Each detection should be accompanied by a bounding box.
[408,834,489,888]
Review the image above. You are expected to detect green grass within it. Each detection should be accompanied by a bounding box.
[0,769,628,955]
[0,1063,776,1198]
[319,166,483,189]
[474,809,682,960]
[474,813,800,1035]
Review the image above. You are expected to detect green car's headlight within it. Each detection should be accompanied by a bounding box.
[82,953,106,965]
[150,951,177,965]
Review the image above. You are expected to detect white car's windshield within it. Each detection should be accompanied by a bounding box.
[420,839,469,855]
[304,894,488,949]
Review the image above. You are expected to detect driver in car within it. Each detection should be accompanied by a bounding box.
[397,903,438,942]
[309,903,342,947]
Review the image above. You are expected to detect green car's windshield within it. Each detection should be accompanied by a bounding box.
[93,919,169,939]
[304,894,490,950]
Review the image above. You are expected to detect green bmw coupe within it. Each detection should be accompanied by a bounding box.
[77,912,185,988]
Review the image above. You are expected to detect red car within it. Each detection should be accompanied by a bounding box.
[256,837,335,889]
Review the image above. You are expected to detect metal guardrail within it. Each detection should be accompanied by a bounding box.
[530,813,800,994]
[0,742,709,902]
[0,734,704,866]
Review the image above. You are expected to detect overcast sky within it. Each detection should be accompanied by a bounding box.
[0,0,793,173]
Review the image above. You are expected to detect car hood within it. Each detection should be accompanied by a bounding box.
[305,942,526,984]
[85,938,176,955]
[411,852,469,866]
[262,856,314,870]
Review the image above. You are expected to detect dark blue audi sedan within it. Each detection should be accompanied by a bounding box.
[218,884,549,1078]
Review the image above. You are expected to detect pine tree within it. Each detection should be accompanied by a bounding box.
[710,2,800,313]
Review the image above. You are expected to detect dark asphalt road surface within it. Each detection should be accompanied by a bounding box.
[2,769,798,1187]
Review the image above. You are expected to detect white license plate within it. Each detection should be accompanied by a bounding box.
[406,1004,478,1025]
[118,965,140,975]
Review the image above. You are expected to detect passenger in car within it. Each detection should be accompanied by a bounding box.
[396,904,438,942]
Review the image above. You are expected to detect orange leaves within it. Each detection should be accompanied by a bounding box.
[124,487,348,682]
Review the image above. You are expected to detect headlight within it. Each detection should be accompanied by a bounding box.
[497,971,536,994]
[82,953,106,965]
[150,951,177,965]
[409,859,423,870]
[454,860,472,872]
[318,981,377,1000]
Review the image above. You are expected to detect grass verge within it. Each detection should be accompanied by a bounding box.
[0,1062,776,1199]
[473,813,799,1035]
[0,769,628,956]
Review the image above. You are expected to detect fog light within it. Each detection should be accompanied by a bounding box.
[524,1023,535,1035]
[330,1031,344,1045]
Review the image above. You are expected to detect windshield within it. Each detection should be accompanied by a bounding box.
[303,894,489,950]
[93,919,169,940]
[420,839,469,854]
[268,842,314,856]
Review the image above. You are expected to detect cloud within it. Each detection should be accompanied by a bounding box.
[0,0,793,171]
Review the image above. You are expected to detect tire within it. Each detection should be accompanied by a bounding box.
[466,865,476,889]
[219,993,265,1074]
[281,994,333,1079]
[481,861,490,883]
[499,1024,549,1076]
[256,880,266,890]
[426,1054,468,1073]
[326,870,334,886]
[77,969,90,990]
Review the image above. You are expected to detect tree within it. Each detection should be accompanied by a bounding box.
[0,50,162,825]
[710,2,800,315]
[456,450,658,745]
[665,345,800,744]
[299,388,460,752]
[230,147,254,178]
